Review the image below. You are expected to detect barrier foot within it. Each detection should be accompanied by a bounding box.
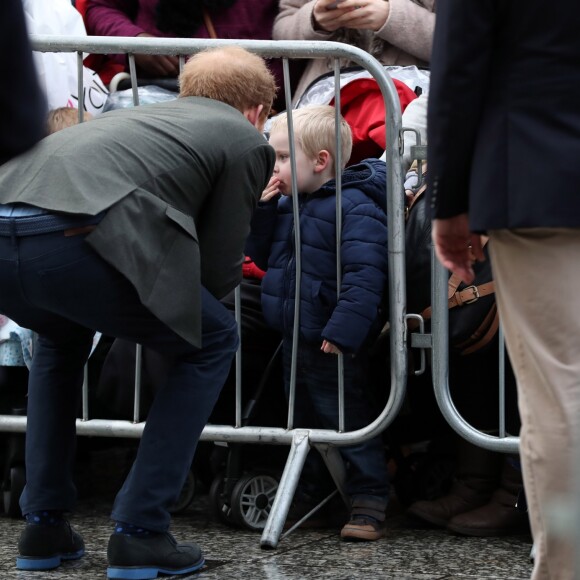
[260,430,310,549]
[316,443,349,509]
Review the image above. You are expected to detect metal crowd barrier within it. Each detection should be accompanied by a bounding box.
[410,141,520,454]
[17,35,580,557]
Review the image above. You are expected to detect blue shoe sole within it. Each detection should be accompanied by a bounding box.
[107,557,205,579]
[16,549,85,570]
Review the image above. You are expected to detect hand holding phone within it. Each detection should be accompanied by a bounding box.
[313,0,356,33]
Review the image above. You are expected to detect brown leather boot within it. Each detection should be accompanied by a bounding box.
[406,440,502,527]
[446,456,531,537]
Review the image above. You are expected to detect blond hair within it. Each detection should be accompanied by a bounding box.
[269,105,352,169]
[47,107,92,135]
[179,46,277,123]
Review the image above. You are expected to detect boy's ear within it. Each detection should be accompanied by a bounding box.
[314,150,332,173]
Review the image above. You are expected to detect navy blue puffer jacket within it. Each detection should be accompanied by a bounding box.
[246,157,389,354]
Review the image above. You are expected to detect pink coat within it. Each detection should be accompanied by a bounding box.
[273,0,435,102]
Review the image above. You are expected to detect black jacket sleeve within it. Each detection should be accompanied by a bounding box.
[426,0,495,219]
[0,0,47,166]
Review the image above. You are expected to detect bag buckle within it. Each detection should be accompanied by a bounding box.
[463,285,480,304]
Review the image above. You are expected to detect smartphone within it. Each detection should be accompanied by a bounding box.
[327,0,345,9]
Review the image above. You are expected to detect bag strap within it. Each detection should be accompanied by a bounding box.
[415,235,492,320]
[407,181,427,212]
[404,167,499,353]
[405,163,428,220]
[446,235,489,293]
[407,236,495,330]
[203,8,218,39]
[457,303,500,355]
[417,277,495,323]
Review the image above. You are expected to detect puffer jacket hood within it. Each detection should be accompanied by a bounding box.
[246,157,390,354]
[316,157,387,212]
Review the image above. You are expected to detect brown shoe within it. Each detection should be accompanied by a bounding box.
[447,458,530,537]
[407,440,503,527]
[340,497,387,542]
[341,515,386,541]
[446,491,530,537]
[407,478,493,527]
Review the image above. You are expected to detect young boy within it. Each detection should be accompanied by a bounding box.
[46,107,92,135]
[246,105,390,541]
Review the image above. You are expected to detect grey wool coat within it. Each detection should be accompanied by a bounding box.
[0,97,275,347]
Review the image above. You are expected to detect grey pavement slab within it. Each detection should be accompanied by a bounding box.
[0,496,533,579]
[0,443,533,579]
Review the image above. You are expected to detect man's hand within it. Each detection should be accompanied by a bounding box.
[432,214,484,284]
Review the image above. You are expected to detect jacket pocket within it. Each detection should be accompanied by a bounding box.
[165,204,198,241]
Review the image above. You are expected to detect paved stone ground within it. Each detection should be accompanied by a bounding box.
[0,440,533,580]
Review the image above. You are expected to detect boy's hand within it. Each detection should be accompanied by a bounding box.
[261,176,281,202]
[321,340,342,354]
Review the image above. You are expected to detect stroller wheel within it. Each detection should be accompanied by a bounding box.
[231,471,279,531]
[209,472,236,526]
[3,465,25,518]
[168,468,196,514]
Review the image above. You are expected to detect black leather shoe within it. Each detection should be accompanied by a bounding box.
[107,532,205,579]
[17,520,85,570]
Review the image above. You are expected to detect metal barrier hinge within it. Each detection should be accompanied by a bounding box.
[410,332,432,350]
[406,313,431,376]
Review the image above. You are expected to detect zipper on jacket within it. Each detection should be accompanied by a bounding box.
[283,197,305,334]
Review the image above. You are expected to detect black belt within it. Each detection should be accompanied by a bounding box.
[0,212,104,237]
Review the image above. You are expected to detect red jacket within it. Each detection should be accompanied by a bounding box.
[331,77,417,165]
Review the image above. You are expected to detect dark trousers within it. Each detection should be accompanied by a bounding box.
[282,338,389,504]
[0,229,238,532]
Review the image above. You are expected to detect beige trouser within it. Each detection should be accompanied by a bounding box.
[489,229,580,580]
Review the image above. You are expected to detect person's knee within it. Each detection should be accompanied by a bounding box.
[178,315,239,364]
[199,288,240,358]
[36,328,95,358]
[218,315,240,357]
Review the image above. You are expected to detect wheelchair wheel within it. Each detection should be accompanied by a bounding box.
[3,465,25,518]
[208,471,236,526]
[168,469,196,514]
[230,471,279,531]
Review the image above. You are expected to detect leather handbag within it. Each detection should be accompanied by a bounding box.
[405,177,499,356]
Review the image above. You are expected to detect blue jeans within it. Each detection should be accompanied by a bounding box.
[282,338,389,504]
[0,228,238,532]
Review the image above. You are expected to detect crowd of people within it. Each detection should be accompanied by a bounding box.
[1,0,578,579]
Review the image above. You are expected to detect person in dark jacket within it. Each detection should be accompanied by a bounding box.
[246,105,390,541]
[427,1,580,577]
[0,0,46,166]
[0,46,276,579]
